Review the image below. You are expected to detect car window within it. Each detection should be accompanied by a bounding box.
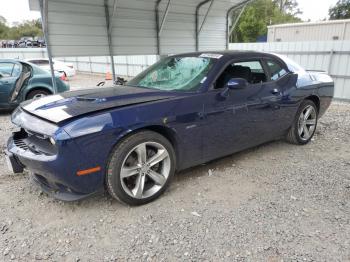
[215,60,267,89]
[0,63,15,77]
[128,56,215,92]
[12,64,21,77]
[266,60,288,81]
[40,60,50,66]
[234,61,264,74]
[28,60,39,65]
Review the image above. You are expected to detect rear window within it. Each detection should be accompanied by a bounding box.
[0,62,15,77]
[266,60,288,81]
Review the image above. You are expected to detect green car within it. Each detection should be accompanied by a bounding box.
[0,59,70,109]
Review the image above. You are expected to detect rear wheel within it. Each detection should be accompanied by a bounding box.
[286,100,318,145]
[106,131,176,205]
[26,89,50,100]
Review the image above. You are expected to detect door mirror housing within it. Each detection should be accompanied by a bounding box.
[226,78,248,89]
[219,78,249,98]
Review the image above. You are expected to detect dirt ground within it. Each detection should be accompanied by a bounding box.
[0,79,349,261]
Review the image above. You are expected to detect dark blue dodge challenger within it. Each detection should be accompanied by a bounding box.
[6,51,334,205]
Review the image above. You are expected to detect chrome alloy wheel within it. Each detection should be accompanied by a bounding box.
[298,105,317,141]
[120,142,171,199]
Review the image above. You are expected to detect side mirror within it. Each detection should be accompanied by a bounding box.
[219,78,248,98]
[226,78,248,89]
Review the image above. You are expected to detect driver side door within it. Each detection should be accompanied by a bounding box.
[0,62,21,106]
[201,58,285,162]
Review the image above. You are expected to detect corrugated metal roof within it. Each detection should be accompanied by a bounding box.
[29,0,249,57]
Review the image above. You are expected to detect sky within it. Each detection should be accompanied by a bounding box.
[0,0,341,26]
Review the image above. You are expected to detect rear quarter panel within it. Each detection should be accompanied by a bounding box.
[21,76,54,99]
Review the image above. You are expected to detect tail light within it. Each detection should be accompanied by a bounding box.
[60,74,68,81]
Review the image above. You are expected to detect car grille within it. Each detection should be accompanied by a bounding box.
[12,129,57,156]
[13,138,29,150]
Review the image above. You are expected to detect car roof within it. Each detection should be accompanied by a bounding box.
[0,58,51,73]
[26,58,49,61]
[168,50,288,68]
[169,50,274,58]
[0,58,22,63]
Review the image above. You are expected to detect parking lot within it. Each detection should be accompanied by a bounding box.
[0,74,349,261]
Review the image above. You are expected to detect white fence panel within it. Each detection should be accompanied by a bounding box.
[230,41,350,100]
[0,48,46,59]
[0,48,155,78]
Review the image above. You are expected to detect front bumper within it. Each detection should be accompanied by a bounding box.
[4,149,24,173]
[6,130,105,201]
[31,172,100,201]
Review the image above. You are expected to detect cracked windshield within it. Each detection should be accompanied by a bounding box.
[128,56,215,91]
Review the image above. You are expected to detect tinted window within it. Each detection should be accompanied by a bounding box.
[266,60,287,80]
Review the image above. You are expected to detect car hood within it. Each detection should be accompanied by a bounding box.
[21,85,180,124]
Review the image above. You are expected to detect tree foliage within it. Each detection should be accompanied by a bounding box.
[273,0,302,16]
[329,0,350,20]
[0,19,43,40]
[231,0,302,42]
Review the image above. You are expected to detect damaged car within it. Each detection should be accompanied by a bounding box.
[0,59,69,110]
[6,51,334,205]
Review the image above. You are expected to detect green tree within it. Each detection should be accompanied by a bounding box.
[329,0,350,19]
[0,19,43,40]
[231,0,301,42]
[273,0,302,16]
[0,16,6,24]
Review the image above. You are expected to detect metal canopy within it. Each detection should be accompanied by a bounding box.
[29,0,250,57]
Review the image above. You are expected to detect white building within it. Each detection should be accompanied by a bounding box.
[267,19,350,42]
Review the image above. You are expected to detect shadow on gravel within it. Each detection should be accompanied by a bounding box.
[175,139,285,182]
[0,109,14,116]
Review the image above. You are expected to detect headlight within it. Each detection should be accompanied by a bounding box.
[49,137,56,145]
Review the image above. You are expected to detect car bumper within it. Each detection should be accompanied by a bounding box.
[30,172,101,201]
[6,131,105,201]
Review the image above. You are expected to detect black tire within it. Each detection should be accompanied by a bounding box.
[106,131,176,205]
[286,100,318,145]
[26,89,50,100]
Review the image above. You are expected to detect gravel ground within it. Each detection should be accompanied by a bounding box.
[0,98,349,261]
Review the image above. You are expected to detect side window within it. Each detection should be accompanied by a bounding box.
[40,60,50,66]
[232,61,267,84]
[0,63,15,78]
[266,60,287,81]
[12,64,21,77]
[215,59,267,89]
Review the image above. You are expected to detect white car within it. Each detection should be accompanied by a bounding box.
[26,58,76,77]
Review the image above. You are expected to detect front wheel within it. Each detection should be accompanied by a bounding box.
[106,131,176,205]
[286,100,318,145]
